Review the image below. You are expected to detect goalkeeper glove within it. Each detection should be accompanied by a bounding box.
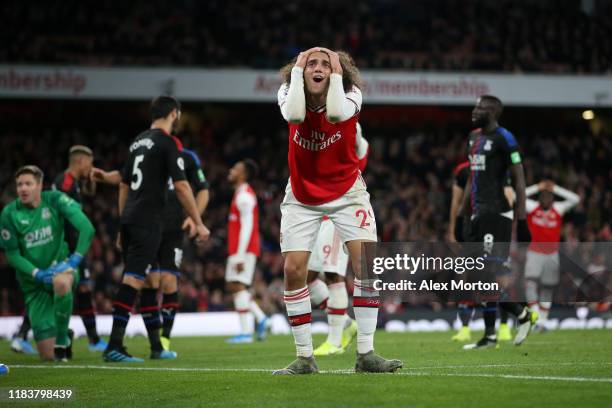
[32,267,55,285]
[517,219,531,243]
[67,253,83,269]
[51,261,74,274]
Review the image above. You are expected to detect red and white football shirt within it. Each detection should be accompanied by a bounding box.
[228,183,260,256]
[278,84,362,205]
[527,205,563,254]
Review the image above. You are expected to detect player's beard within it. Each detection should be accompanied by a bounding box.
[472,116,489,129]
[171,117,180,134]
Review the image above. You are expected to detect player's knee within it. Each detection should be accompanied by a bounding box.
[53,275,73,296]
[226,281,246,294]
[161,273,178,293]
[283,259,306,280]
[143,273,160,289]
[37,341,55,361]
[39,350,54,361]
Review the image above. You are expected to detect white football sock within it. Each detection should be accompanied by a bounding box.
[284,287,313,357]
[308,279,329,309]
[353,278,379,354]
[234,290,251,335]
[327,282,348,347]
[250,298,265,323]
[539,287,554,324]
[539,301,551,324]
[525,279,539,305]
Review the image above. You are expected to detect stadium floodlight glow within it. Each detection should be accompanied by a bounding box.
[582,110,595,120]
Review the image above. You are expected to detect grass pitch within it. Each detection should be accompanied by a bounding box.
[0,330,610,407]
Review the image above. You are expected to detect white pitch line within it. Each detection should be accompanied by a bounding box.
[8,364,612,383]
[402,362,612,370]
[403,372,612,383]
[10,365,269,373]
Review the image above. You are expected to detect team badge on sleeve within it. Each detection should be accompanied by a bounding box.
[1,229,10,241]
[59,194,75,206]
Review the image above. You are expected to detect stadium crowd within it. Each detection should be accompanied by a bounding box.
[0,105,610,316]
[2,0,611,73]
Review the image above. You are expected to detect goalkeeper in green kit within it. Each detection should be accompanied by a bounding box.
[1,165,94,361]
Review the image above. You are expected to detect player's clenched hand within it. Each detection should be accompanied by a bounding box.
[544,180,555,192]
[182,217,197,237]
[538,180,554,192]
[318,47,342,75]
[195,224,210,244]
[295,47,321,68]
[90,167,107,182]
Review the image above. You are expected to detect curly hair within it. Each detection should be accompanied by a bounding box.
[279,50,363,92]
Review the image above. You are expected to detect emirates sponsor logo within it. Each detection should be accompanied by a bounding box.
[293,129,342,152]
[532,213,558,228]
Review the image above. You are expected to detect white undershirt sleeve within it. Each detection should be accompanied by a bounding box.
[526,198,539,213]
[355,123,369,159]
[235,190,256,260]
[525,184,540,197]
[326,74,361,123]
[278,67,306,123]
[525,184,540,213]
[552,185,580,215]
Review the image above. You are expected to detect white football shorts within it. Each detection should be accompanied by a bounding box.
[280,175,377,253]
[225,253,258,286]
[524,250,560,286]
[307,218,350,275]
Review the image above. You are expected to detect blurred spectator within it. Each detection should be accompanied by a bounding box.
[1,0,610,73]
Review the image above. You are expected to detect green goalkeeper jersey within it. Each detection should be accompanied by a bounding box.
[0,190,94,293]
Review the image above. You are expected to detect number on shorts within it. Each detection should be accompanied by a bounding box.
[356,209,370,227]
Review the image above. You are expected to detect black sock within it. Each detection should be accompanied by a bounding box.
[140,288,162,352]
[458,301,474,327]
[161,292,179,339]
[17,314,31,340]
[77,291,100,344]
[483,302,497,337]
[500,308,509,324]
[499,302,526,320]
[108,284,138,350]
